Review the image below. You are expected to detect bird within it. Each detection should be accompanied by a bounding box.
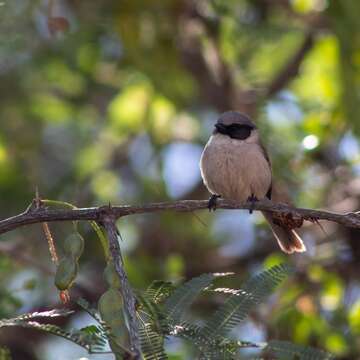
[199,111,306,254]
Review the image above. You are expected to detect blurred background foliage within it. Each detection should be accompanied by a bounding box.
[0,0,360,359]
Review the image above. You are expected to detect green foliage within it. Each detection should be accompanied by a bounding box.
[266,340,334,360]
[42,199,109,258]
[138,320,167,360]
[77,298,128,357]
[133,264,331,360]
[201,264,293,339]
[1,0,360,357]
[163,273,218,324]
[0,310,102,352]
[0,265,334,359]
[145,280,175,304]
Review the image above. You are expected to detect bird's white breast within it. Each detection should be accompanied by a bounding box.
[199,133,272,202]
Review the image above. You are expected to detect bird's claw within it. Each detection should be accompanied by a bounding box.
[208,194,221,212]
[247,194,258,214]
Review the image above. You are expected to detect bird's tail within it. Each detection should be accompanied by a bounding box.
[262,211,306,254]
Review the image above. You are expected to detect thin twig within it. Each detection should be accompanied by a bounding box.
[0,199,360,236]
[100,206,142,360]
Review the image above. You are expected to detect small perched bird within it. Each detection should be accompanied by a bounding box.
[199,111,306,254]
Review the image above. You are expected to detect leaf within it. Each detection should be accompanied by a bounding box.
[168,321,203,341]
[139,322,167,360]
[42,199,109,258]
[76,298,102,323]
[200,347,235,360]
[0,309,74,324]
[89,221,109,258]
[206,287,244,296]
[77,325,107,352]
[163,273,218,324]
[137,294,167,360]
[170,322,234,360]
[201,264,293,339]
[0,309,109,353]
[266,340,334,360]
[136,293,167,359]
[145,280,175,304]
[169,322,265,360]
[0,320,91,351]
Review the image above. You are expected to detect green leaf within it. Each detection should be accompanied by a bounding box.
[169,322,265,359]
[172,323,235,358]
[163,273,217,324]
[42,199,109,258]
[0,320,91,351]
[77,325,107,352]
[76,298,102,322]
[136,293,167,359]
[0,309,109,354]
[145,280,175,304]
[266,340,334,360]
[136,293,165,331]
[139,322,167,360]
[201,264,293,339]
[0,309,74,323]
[90,221,110,258]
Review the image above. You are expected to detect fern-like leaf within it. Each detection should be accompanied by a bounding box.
[266,340,334,360]
[0,310,109,353]
[0,320,91,351]
[76,325,108,352]
[139,322,167,360]
[168,321,203,345]
[170,322,265,360]
[200,347,235,360]
[76,298,103,323]
[145,280,175,304]
[175,325,246,360]
[201,264,293,339]
[0,309,73,324]
[136,294,167,359]
[164,273,230,324]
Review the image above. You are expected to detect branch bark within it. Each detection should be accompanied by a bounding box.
[1,199,360,236]
[100,208,142,359]
[1,198,360,358]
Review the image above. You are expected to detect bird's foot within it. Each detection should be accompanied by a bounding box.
[247,194,258,214]
[208,194,221,212]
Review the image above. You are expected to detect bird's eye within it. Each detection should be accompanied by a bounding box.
[214,123,227,134]
[227,124,252,140]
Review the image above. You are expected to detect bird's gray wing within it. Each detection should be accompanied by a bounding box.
[259,141,272,199]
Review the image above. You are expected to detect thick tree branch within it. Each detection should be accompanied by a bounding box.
[0,199,360,236]
[101,209,141,359]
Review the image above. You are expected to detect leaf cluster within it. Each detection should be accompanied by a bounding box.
[0,265,334,360]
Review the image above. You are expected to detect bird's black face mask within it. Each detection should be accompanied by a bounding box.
[214,123,253,140]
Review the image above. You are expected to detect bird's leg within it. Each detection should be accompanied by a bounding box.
[208,194,221,212]
[247,194,258,214]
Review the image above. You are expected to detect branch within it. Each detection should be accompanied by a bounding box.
[1,199,360,236]
[265,31,314,98]
[100,208,142,359]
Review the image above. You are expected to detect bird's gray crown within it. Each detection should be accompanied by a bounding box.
[217,111,256,128]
